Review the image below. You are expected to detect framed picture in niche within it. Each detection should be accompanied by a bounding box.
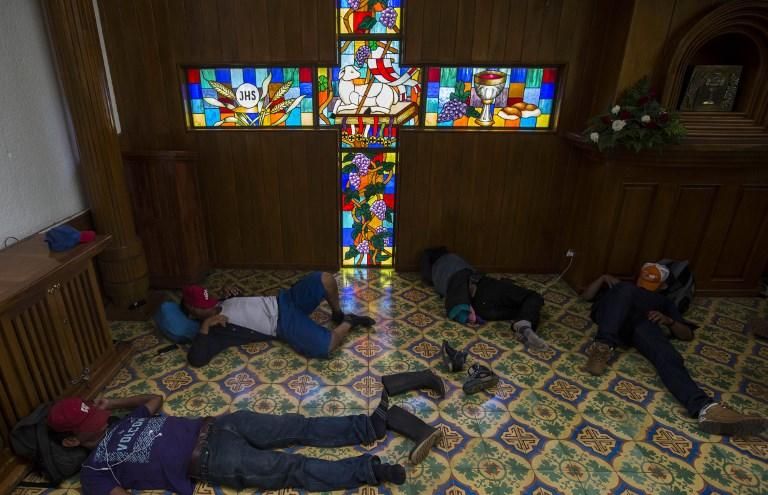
[681,65,741,112]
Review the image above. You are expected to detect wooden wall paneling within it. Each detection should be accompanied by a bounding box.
[502,0,527,61]
[605,184,658,276]
[662,185,719,262]
[712,186,768,280]
[257,134,287,264]
[437,0,460,64]
[635,183,679,267]
[403,0,425,62]
[487,0,510,60]
[470,0,493,61]
[316,0,337,64]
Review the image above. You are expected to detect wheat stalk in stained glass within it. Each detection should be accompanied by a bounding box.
[185,67,315,128]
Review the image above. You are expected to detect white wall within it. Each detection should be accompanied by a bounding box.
[0,0,85,246]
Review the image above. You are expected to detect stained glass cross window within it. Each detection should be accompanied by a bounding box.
[180,0,562,269]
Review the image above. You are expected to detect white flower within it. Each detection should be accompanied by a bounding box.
[641,114,651,123]
[611,105,621,115]
[590,132,600,143]
[612,120,626,132]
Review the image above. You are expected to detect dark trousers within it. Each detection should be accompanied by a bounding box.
[187,324,273,367]
[201,410,378,491]
[592,284,711,416]
[473,276,544,328]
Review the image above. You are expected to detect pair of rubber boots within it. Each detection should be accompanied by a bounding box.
[442,340,499,394]
[380,370,445,464]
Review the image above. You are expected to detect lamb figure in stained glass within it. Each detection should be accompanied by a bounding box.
[335,65,398,114]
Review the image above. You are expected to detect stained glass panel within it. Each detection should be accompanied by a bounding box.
[185,67,314,128]
[423,67,559,129]
[318,40,420,148]
[338,0,401,35]
[341,151,396,266]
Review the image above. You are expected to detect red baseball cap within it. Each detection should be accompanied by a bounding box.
[47,397,110,434]
[79,230,96,243]
[182,285,219,309]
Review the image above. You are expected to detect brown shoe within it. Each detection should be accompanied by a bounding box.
[584,341,613,376]
[748,318,768,339]
[669,322,694,341]
[698,403,768,436]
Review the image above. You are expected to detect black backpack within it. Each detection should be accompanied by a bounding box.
[658,259,696,314]
[10,403,89,485]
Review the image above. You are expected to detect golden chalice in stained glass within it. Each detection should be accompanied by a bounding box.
[473,70,507,127]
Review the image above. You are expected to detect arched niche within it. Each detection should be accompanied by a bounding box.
[662,0,768,132]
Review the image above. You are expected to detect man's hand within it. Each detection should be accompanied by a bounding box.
[200,314,228,334]
[648,311,673,326]
[220,286,242,299]
[93,398,111,410]
[603,274,621,288]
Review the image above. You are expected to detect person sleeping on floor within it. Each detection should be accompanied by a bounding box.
[181,271,375,366]
[48,370,447,494]
[420,247,548,349]
[582,262,767,436]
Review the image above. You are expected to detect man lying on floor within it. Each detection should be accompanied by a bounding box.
[182,271,375,365]
[48,370,446,495]
[582,262,767,436]
[420,247,547,348]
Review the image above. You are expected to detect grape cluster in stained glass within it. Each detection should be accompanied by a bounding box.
[424,67,558,128]
[338,0,401,35]
[341,151,396,266]
[186,67,314,128]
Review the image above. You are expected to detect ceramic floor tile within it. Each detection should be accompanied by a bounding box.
[16,269,768,495]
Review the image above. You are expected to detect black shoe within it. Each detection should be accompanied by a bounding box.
[441,340,468,372]
[386,405,443,464]
[382,370,445,398]
[462,364,499,395]
[344,313,376,329]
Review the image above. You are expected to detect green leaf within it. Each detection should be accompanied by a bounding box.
[466,107,481,118]
[341,163,357,174]
[344,248,359,260]
[380,161,395,172]
[375,252,391,263]
[371,236,384,250]
[351,222,362,238]
[368,40,378,51]
[318,75,328,92]
[385,210,393,222]
[342,152,355,162]
[358,16,377,31]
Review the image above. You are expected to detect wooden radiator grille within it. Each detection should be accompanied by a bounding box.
[0,263,111,455]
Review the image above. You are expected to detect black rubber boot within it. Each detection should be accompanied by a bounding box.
[382,370,445,398]
[441,340,468,372]
[386,405,443,464]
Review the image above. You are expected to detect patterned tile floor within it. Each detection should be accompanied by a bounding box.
[15,269,768,495]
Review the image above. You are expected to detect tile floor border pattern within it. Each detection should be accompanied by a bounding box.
[15,269,768,495]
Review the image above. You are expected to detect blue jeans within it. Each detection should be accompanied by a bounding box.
[200,410,378,491]
[277,272,332,358]
[592,283,711,416]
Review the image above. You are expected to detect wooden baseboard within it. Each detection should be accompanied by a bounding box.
[105,290,165,321]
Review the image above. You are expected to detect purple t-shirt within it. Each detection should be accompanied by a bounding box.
[80,406,202,495]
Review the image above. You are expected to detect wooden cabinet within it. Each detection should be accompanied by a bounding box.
[123,151,209,288]
[0,235,131,492]
[564,135,768,295]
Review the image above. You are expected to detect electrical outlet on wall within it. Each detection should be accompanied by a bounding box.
[566,249,575,257]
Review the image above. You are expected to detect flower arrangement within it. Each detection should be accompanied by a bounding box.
[584,78,686,152]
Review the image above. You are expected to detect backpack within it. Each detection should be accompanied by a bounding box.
[153,301,200,343]
[658,259,695,314]
[10,403,89,484]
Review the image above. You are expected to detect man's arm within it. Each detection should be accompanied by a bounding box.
[580,274,620,301]
[109,488,129,495]
[95,394,163,415]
